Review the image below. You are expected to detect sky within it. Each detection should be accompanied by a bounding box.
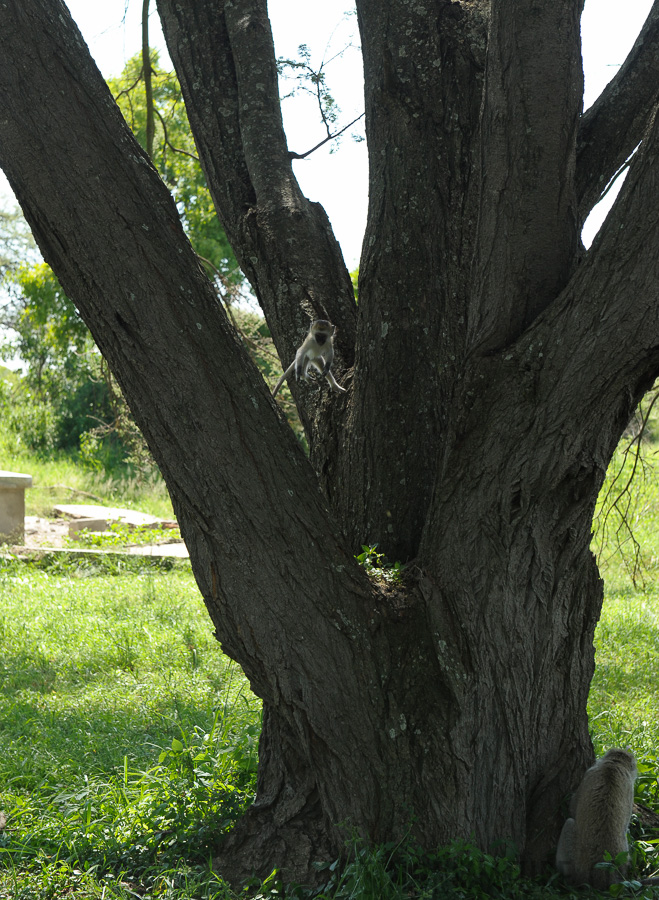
[0,0,655,265]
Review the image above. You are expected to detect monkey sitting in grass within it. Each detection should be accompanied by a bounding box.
[556,748,637,889]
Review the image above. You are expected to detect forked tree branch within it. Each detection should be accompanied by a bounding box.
[577,0,659,224]
[156,0,357,386]
[516,106,659,441]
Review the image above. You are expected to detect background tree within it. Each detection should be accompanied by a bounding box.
[0,51,294,460]
[0,206,34,280]
[109,52,240,285]
[1,0,659,888]
[0,263,111,454]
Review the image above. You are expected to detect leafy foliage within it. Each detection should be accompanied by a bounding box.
[301,837,574,900]
[279,43,340,131]
[108,53,240,284]
[0,374,58,454]
[350,267,359,300]
[355,544,404,585]
[0,207,35,279]
[0,264,113,455]
[277,34,364,158]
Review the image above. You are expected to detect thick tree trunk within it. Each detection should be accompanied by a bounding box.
[2,0,659,888]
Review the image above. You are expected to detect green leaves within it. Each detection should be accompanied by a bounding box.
[0,263,111,454]
[355,545,404,585]
[108,53,239,283]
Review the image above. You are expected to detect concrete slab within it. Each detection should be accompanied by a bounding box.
[0,471,33,488]
[125,542,189,558]
[53,504,160,528]
[0,470,32,543]
[8,510,188,559]
[68,517,111,535]
[3,546,189,562]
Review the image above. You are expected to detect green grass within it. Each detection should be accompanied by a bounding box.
[65,521,182,550]
[0,567,250,777]
[0,444,174,519]
[590,586,659,754]
[3,428,659,897]
[0,561,261,899]
[589,436,659,763]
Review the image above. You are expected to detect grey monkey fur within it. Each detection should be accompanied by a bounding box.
[556,748,637,889]
[272,320,346,398]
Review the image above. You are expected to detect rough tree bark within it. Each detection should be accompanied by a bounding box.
[1,0,659,886]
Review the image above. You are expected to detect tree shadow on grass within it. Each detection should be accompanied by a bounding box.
[0,665,259,781]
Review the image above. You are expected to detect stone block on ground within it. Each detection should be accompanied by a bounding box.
[0,470,33,543]
[53,504,161,528]
[68,517,110,536]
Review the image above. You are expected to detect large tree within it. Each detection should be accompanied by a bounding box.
[1,0,659,886]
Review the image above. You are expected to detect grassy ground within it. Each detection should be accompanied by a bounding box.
[1,433,659,898]
[0,568,253,778]
[590,435,659,764]
[0,561,260,899]
[0,444,174,519]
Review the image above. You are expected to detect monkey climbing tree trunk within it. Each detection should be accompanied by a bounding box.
[2,0,659,886]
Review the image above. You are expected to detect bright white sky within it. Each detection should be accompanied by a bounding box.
[0,0,654,263]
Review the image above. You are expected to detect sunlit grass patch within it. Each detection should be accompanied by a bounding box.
[589,585,659,759]
[0,562,260,898]
[0,567,256,776]
[0,443,174,519]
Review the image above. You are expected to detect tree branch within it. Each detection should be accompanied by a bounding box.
[113,73,144,103]
[142,0,155,158]
[223,0,300,208]
[155,0,256,250]
[156,0,357,420]
[518,109,659,443]
[154,106,200,161]
[469,0,582,351]
[289,112,365,160]
[577,0,659,223]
